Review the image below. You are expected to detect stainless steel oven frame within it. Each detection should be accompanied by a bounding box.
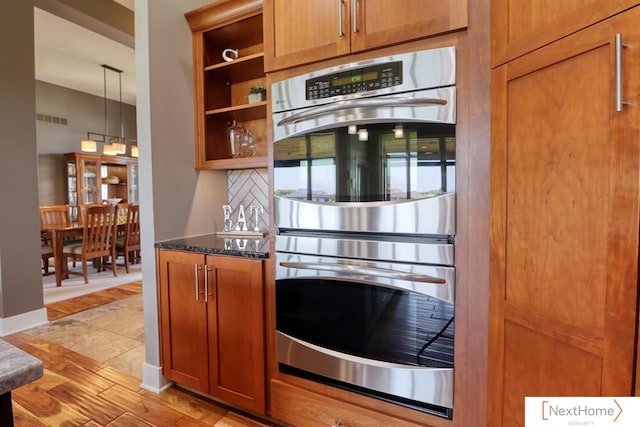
[271,45,458,418]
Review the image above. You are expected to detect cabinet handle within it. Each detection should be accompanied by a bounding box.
[352,0,358,33]
[338,0,344,37]
[204,265,212,303]
[615,33,629,112]
[194,264,200,301]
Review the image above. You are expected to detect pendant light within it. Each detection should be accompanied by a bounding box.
[80,139,97,152]
[81,64,136,155]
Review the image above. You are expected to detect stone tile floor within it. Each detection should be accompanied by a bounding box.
[27,293,145,379]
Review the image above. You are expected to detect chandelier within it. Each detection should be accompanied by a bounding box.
[80,64,137,157]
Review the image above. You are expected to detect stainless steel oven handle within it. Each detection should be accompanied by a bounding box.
[276,96,448,127]
[279,261,446,284]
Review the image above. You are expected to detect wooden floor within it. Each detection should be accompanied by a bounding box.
[45,281,143,321]
[7,285,279,426]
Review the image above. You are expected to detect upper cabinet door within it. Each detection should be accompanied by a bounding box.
[492,0,639,66]
[264,0,351,72]
[264,0,467,72]
[350,0,467,53]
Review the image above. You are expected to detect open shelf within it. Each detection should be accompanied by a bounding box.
[187,5,267,170]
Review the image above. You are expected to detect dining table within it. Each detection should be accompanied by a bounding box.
[42,221,126,287]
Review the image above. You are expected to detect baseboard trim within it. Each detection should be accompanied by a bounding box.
[140,362,172,394]
[0,308,48,336]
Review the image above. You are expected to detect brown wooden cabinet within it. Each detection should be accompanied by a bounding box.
[185,0,268,170]
[157,249,266,414]
[263,0,467,71]
[489,7,640,426]
[65,152,138,221]
[491,0,639,66]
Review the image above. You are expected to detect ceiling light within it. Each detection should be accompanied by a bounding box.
[358,128,368,141]
[81,65,137,156]
[103,143,117,155]
[131,146,139,157]
[112,140,126,154]
[81,139,97,152]
[348,125,357,135]
[394,125,404,138]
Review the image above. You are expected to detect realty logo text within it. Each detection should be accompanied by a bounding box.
[541,399,623,422]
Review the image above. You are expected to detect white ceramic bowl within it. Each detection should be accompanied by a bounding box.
[105,198,123,204]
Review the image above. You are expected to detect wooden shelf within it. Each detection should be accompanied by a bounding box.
[205,101,267,120]
[187,2,267,170]
[196,155,268,171]
[205,52,264,84]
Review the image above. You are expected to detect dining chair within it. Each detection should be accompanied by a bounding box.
[115,203,140,273]
[62,204,117,284]
[39,205,71,275]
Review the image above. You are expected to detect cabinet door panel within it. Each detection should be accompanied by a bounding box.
[207,255,265,414]
[264,0,350,71]
[158,250,209,392]
[489,9,640,426]
[351,0,467,52]
[492,0,639,66]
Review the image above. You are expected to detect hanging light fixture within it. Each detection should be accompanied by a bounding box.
[80,139,97,152]
[81,64,137,155]
[131,145,139,157]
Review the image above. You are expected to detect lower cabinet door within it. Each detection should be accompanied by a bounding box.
[207,255,266,414]
[157,249,209,392]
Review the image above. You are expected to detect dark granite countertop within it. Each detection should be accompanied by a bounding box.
[155,233,270,259]
[0,338,43,395]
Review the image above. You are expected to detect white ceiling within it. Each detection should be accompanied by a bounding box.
[34,1,137,105]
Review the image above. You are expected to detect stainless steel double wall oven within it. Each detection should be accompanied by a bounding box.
[272,46,457,418]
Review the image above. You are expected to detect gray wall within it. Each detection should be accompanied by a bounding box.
[0,0,45,320]
[136,0,227,388]
[36,80,137,156]
[38,154,67,205]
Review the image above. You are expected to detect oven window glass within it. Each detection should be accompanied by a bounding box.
[276,278,454,368]
[274,123,455,202]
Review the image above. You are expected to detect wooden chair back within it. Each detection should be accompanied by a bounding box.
[82,204,117,259]
[116,203,129,225]
[39,205,71,230]
[124,204,141,249]
[115,203,140,273]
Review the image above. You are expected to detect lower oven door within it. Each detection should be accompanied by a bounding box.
[275,252,454,415]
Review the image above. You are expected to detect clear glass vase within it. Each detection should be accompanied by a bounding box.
[240,129,257,157]
[227,120,243,158]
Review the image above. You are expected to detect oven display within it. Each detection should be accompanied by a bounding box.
[306,61,402,100]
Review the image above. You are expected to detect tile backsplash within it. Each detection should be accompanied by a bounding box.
[227,168,269,232]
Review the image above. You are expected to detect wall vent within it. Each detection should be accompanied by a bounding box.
[36,113,68,126]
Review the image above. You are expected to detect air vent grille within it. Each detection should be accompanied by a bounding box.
[36,113,68,125]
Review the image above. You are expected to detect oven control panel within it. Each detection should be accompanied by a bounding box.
[305,61,402,100]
